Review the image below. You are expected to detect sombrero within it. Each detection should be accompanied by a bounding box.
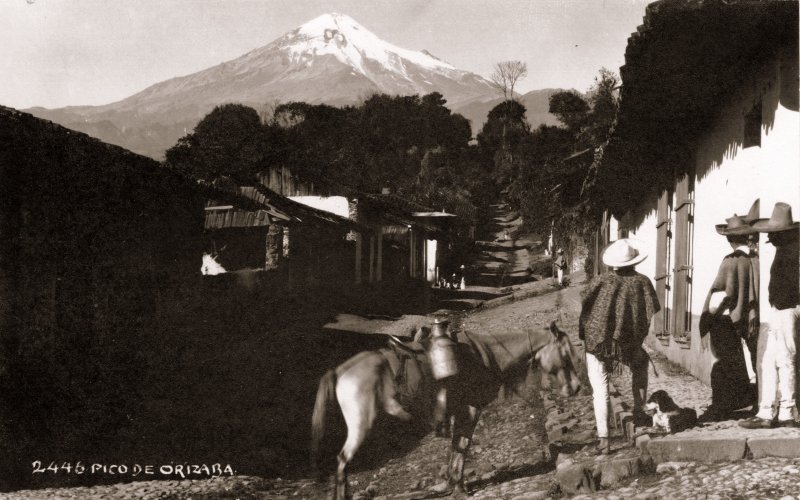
[602,238,648,268]
[715,214,758,235]
[752,202,799,233]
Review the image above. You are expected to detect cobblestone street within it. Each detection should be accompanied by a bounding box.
[4,207,800,500]
[5,283,800,499]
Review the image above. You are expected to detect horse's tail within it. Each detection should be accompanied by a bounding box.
[310,369,337,473]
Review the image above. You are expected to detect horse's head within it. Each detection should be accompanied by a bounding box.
[534,321,581,397]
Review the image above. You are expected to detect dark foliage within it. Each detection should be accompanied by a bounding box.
[494,70,620,252]
[165,104,276,182]
[548,91,590,133]
[165,93,480,228]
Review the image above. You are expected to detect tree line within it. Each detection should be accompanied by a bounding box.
[165,92,491,226]
[164,66,620,255]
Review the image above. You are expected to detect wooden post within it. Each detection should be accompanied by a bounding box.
[368,235,375,283]
[265,224,282,270]
[355,232,363,284]
[282,226,290,258]
[376,230,383,282]
[409,228,414,278]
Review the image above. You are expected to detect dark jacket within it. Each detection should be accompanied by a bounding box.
[768,236,799,310]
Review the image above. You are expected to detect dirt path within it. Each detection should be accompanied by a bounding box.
[472,202,547,288]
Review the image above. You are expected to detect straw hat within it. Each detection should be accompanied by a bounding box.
[715,214,757,235]
[742,199,760,223]
[752,202,799,233]
[602,238,648,268]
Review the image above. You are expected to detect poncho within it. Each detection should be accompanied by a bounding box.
[699,249,759,339]
[579,269,660,369]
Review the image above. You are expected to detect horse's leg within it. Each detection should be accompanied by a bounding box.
[334,375,377,500]
[529,369,553,463]
[447,404,481,497]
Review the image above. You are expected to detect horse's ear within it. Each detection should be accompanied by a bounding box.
[549,321,560,339]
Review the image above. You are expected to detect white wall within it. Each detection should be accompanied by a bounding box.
[626,210,658,287]
[289,196,350,218]
[426,239,438,282]
[694,81,800,326]
[614,51,799,384]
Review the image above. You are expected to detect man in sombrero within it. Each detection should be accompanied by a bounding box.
[698,213,760,421]
[580,238,660,453]
[740,202,799,429]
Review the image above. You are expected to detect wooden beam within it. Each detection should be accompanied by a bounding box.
[368,235,375,283]
[355,233,362,284]
[376,232,383,282]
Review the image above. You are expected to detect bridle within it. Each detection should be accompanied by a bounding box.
[526,327,536,364]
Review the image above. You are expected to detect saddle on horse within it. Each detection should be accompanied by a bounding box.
[383,336,430,408]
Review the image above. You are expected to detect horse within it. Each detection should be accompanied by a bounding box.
[310,320,582,499]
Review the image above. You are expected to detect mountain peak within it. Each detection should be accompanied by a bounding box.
[282,12,456,75]
[26,12,499,159]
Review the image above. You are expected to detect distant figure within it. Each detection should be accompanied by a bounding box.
[554,248,568,287]
[502,229,510,242]
[740,202,799,429]
[698,214,759,421]
[580,238,660,454]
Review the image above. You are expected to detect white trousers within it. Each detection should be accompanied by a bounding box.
[586,352,610,438]
[756,306,799,421]
[586,349,649,438]
[557,268,565,285]
[742,338,757,384]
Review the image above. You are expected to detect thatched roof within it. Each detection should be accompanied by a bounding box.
[598,0,798,217]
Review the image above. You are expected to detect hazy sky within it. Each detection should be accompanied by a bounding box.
[1,0,651,109]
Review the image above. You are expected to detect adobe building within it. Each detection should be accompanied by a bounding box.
[593,0,798,385]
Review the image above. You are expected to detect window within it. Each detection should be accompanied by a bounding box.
[672,173,695,346]
[654,190,673,345]
[743,101,762,148]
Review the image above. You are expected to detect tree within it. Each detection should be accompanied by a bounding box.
[490,61,528,101]
[165,104,267,182]
[584,68,620,145]
[477,100,532,187]
[477,100,531,153]
[549,91,590,134]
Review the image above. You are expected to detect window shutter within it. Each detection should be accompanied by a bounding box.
[672,173,695,345]
[654,190,673,344]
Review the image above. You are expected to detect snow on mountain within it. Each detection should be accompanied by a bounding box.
[286,13,456,74]
[24,13,499,158]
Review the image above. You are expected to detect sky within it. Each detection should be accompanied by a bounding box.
[1,0,652,110]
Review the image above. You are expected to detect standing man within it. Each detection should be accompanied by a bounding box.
[699,214,759,420]
[554,248,568,287]
[580,239,660,453]
[740,202,799,428]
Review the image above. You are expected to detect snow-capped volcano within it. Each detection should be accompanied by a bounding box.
[285,13,456,74]
[25,13,496,158]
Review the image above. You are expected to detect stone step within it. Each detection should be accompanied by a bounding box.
[640,423,800,464]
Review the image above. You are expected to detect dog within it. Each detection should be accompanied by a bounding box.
[644,390,698,433]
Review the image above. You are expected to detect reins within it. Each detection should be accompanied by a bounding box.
[526,327,536,362]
